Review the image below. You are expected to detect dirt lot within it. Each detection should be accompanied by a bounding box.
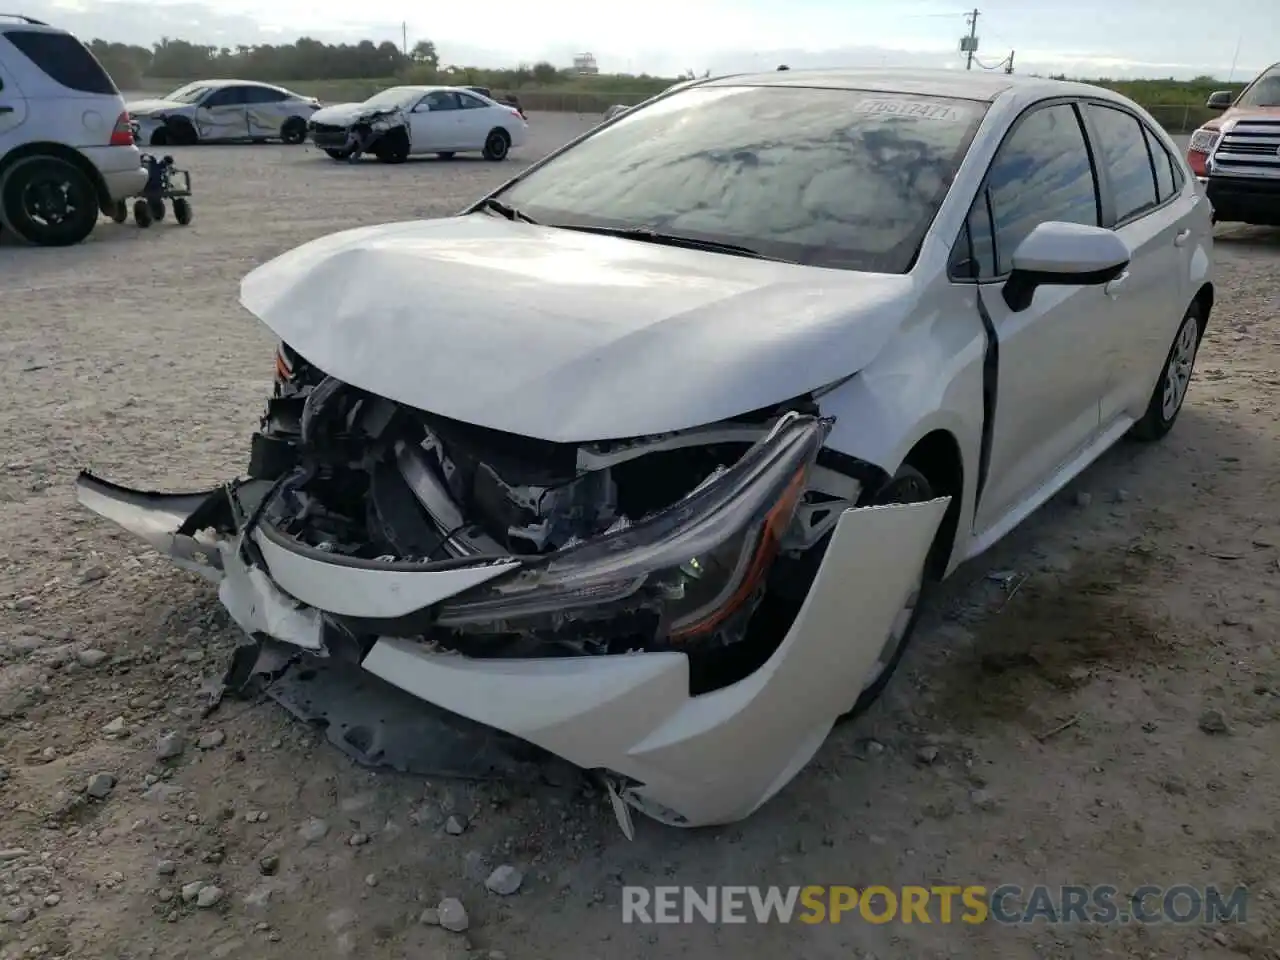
[0,115,1278,960]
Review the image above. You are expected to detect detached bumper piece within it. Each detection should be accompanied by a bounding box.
[74,412,949,829]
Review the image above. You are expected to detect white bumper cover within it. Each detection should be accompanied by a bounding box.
[74,473,946,828]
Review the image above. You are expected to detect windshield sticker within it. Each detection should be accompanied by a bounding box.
[854,99,970,121]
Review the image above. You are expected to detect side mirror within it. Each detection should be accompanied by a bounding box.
[413,103,430,113]
[1002,221,1130,312]
[1206,90,1233,110]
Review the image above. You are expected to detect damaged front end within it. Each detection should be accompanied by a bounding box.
[310,107,409,161]
[76,344,948,829]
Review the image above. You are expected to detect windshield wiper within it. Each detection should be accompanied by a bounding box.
[477,198,537,224]
[548,224,785,262]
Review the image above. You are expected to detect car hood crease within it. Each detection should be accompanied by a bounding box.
[239,215,920,442]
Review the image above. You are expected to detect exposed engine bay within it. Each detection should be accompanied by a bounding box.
[246,343,875,669]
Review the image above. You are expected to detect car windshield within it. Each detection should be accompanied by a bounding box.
[1237,67,1280,109]
[361,87,421,109]
[495,85,987,273]
[164,83,211,104]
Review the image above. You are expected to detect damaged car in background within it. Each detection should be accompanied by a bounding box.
[78,68,1213,832]
[307,85,527,163]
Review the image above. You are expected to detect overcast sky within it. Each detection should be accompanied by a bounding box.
[29,0,1278,80]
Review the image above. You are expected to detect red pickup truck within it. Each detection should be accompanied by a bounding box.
[1186,62,1280,225]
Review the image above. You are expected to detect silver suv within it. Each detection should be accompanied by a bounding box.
[0,14,146,246]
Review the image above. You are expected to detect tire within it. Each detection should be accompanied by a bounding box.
[482,129,510,161]
[132,198,153,228]
[173,198,192,225]
[150,127,170,147]
[437,152,455,160]
[167,121,198,146]
[373,133,410,164]
[0,156,99,247]
[109,200,128,224]
[148,197,166,221]
[324,148,352,161]
[838,464,936,722]
[1129,302,1204,442]
[281,118,307,145]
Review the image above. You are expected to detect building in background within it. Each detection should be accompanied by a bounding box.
[573,53,599,75]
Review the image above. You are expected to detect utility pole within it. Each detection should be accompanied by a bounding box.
[1005,50,1015,74]
[964,9,979,71]
[401,22,407,58]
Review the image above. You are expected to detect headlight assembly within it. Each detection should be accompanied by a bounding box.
[431,412,832,647]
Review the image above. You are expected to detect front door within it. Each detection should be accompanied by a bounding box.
[963,101,1112,538]
[409,90,463,152]
[245,86,289,139]
[194,85,249,141]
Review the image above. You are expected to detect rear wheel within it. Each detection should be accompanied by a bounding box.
[838,464,936,721]
[0,156,99,246]
[482,129,510,161]
[132,198,153,228]
[1130,302,1204,441]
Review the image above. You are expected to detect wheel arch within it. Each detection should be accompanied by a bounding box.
[0,142,110,211]
[1192,281,1213,333]
[898,429,965,579]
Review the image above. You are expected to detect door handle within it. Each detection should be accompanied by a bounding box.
[1104,271,1129,297]
[0,106,13,115]
[1173,228,1192,247]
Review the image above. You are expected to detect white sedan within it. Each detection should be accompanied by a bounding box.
[78,69,1212,832]
[307,85,528,162]
[126,80,321,145]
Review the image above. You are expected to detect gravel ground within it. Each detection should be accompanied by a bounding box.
[1,114,1278,960]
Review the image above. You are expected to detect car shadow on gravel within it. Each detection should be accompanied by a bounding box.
[901,401,1271,736]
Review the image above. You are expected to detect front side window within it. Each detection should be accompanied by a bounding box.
[985,103,1099,276]
[421,90,460,111]
[1088,104,1158,223]
[495,85,989,273]
[1237,66,1280,109]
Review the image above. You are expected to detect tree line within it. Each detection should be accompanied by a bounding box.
[86,36,678,94]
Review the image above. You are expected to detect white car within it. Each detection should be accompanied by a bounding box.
[0,14,145,245]
[307,85,527,162]
[78,69,1212,831]
[126,80,321,146]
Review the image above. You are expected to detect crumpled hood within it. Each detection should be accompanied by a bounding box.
[126,98,188,116]
[239,215,920,443]
[310,102,391,125]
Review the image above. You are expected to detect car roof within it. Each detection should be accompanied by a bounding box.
[181,79,290,91]
[700,67,1118,104]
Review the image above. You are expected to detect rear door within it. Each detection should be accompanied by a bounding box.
[194,85,250,140]
[1080,102,1190,429]
[244,85,290,138]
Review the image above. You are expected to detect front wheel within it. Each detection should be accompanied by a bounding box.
[0,157,99,246]
[323,148,352,161]
[838,464,936,721]
[281,117,307,145]
[1129,302,1204,442]
[173,197,192,225]
[482,129,510,161]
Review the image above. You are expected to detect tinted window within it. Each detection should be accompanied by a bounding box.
[422,91,460,111]
[4,30,116,95]
[1088,104,1158,222]
[203,87,249,107]
[497,86,988,273]
[986,103,1099,275]
[457,93,487,109]
[1144,125,1176,202]
[244,86,286,104]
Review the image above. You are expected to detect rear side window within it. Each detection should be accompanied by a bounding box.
[3,30,117,95]
[1087,104,1159,223]
[244,86,286,104]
